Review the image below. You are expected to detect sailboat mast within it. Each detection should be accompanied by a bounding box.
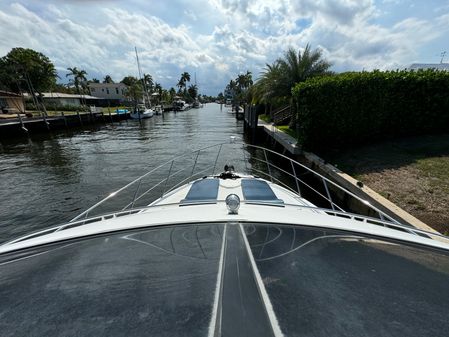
[135,47,148,105]
[135,47,143,80]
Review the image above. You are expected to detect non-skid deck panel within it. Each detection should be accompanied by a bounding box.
[181,179,219,204]
[219,225,275,337]
[241,179,283,204]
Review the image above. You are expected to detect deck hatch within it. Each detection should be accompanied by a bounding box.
[180,179,219,204]
[241,179,283,204]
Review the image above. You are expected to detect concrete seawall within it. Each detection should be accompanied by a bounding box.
[257,119,437,233]
[0,111,129,139]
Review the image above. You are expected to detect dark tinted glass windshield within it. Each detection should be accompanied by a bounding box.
[0,223,448,336]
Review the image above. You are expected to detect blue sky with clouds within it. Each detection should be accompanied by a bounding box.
[1,0,448,95]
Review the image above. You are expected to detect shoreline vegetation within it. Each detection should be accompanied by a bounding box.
[323,134,449,234]
[0,48,217,120]
[263,117,448,233]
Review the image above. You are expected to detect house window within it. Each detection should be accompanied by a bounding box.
[102,88,104,92]
[116,88,119,94]
[106,89,110,94]
[91,88,95,92]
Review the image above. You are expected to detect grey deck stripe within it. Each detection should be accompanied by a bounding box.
[208,224,227,337]
[239,224,284,337]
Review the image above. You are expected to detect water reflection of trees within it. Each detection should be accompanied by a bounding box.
[27,133,82,181]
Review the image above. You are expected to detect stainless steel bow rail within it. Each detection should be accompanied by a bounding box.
[5,203,449,246]
[6,139,448,248]
[68,140,404,225]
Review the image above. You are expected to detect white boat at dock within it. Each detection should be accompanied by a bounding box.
[173,99,189,111]
[153,105,163,115]
[0,138,448,336]
[130,103,154,119]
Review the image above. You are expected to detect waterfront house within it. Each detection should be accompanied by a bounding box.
[88,83,128,105]
[40,92,101,107]
[0,90,25,113]
[408,63,449,71]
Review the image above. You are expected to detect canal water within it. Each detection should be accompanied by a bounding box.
[0,103,245,243]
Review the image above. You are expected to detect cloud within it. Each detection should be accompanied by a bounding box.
[184,9,198,21]
[0,0,448,95]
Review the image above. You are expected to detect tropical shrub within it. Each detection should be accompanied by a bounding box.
[293,69,449,152]
[25,102,89,112]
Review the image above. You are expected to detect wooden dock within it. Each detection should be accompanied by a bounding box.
[0,111,130,139]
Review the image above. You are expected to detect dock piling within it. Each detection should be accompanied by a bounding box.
[61,111,68,128]
[76,111,83,126]
[17,113,29,134]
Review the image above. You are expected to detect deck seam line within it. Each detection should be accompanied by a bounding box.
[239,224,284,337]
[208,224,227,337]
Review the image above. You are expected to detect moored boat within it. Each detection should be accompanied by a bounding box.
[130,103,154,119]
[173,99,188,111]
[1,139,448,336]
[153,105,163,115]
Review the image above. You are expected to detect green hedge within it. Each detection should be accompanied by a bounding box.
[293,69,449,151]
[25,102,89,112]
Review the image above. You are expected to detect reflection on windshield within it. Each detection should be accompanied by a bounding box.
[0,223,448,337]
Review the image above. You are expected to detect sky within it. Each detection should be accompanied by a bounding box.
[0,0,448,96]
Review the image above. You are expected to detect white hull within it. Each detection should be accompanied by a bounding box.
[153,106,163,115]
[130,109,154,119]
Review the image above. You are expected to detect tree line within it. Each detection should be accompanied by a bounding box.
[221,44,332,128]
[0,47,213,111]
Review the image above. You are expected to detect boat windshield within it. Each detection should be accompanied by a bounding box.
[1,222,448,336]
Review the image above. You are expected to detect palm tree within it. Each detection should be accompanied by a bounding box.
[177,72,191,94]
[169,87,176,101]
[278,44,332,127]
[143,73,153,93]
[252,44,332,126]
[224,79,237,103]
[153,82,162,104]
[187,84,198,100]
[125,82,143,110]
[234,70,253,103]
[236,70,253,91]
[66,67,88,105]
[181,72,191,84]
[277,44,331,96]
[252,62,283,105]
[103,75,114,83]
[66,67,87,95]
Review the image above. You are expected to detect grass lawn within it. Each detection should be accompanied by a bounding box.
[259,113,270,123]
[257,115,299,141]
[323,134,449,234]
[277,125,298,140]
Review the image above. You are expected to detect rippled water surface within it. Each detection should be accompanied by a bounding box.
[0,104,245,242]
